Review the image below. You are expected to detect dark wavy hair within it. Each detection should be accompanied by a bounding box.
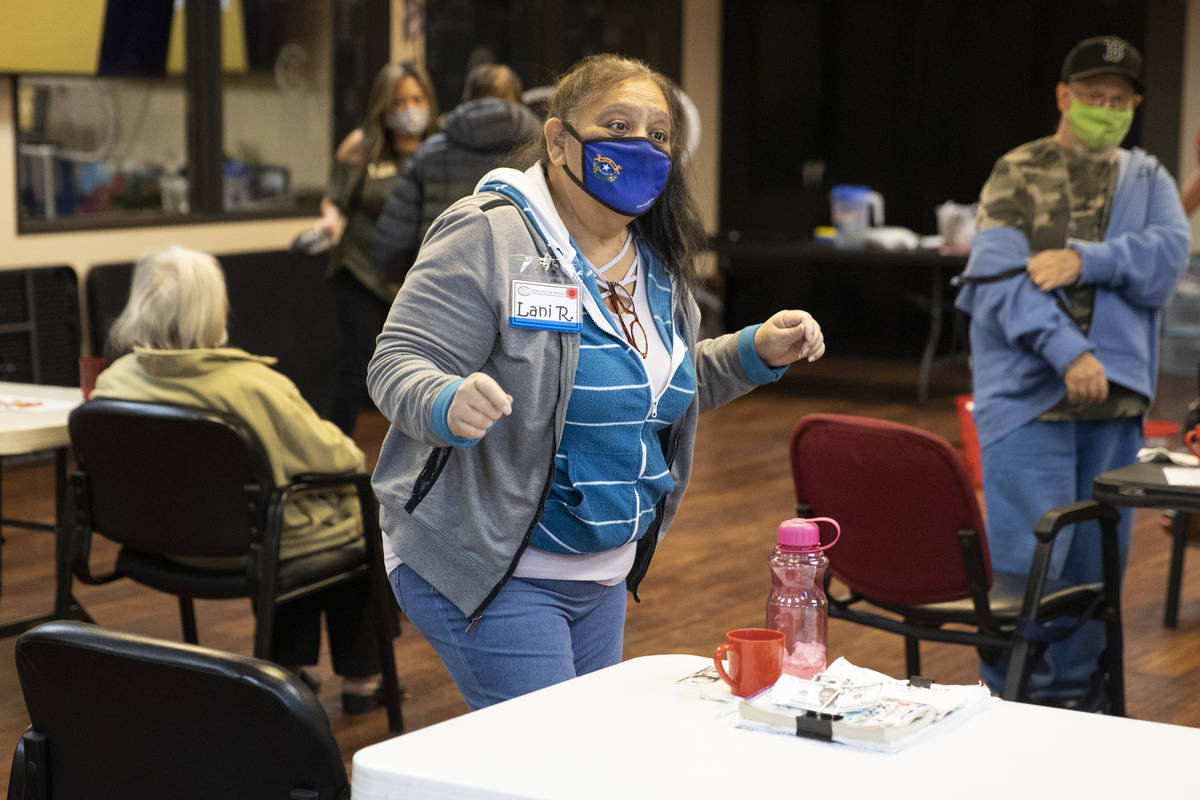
[511,54,706,287]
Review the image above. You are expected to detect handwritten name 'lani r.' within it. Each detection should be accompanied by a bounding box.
[514,300,574,321]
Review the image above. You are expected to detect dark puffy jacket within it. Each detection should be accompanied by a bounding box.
[372,97,541,283]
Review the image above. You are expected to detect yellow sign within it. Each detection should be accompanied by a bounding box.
[0,0,107,74]
[166,0,249,75]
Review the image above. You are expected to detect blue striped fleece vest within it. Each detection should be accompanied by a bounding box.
[531,240,697,554]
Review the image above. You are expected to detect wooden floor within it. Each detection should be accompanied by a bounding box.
[3,354,1200,790]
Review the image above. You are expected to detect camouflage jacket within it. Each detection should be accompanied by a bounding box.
[954,144,1190,447]
[976,136,1116,253]
[976,137,1145,420]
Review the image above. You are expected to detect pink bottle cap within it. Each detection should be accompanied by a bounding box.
[776,517,841,550]
[778,518,819,547]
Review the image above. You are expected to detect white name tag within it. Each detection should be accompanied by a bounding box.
[509,280,582,332]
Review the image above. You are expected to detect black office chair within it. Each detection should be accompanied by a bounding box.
[7,620,349,800]
[54,398,402,732]
[790,413,1125,712]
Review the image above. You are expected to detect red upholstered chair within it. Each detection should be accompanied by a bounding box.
[789,413,1124,711]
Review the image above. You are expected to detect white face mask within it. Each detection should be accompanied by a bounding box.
[386,107,430,135]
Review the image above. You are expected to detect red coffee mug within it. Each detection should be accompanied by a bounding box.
[712,628,784,698]
[1188,427,1200,460]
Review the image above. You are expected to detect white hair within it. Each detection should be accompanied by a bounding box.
[106,246,229,357]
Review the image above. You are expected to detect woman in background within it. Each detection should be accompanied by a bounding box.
[372,63,541,282]
[95,246,385,714]
[312,61,439,435]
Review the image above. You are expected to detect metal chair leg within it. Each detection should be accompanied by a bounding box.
[373,586,404,733]
[252,600,274,660]
[179,597,199,644]
[1165,512,1189,629]
[904,636,921,677]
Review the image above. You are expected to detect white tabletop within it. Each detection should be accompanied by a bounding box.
[0,381,82,456]
[352,653,1200,799]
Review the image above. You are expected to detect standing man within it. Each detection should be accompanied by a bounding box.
[955,36,1190,708]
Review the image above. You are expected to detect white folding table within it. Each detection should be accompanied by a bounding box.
[0,381,87,637]
[353,653,1200,799]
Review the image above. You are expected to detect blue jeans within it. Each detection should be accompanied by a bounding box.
[389,564,627,710]
[978,416,1139,699]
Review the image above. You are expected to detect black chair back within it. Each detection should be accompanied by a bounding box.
[86,250,338,417]
[11,620,349,800]
[68,398,274,558]
[56,398,406,733]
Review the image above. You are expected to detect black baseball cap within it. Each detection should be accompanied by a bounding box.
[1062,36,1143,93]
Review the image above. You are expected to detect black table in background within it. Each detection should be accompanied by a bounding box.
[712,237,969,405]
[1094,461,1200,628]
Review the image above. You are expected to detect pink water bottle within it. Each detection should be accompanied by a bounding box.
[767,517,840,678]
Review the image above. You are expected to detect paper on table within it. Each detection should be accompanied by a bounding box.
[736,657,992,753]
[1163,466,1200,487]
[1138,447,1200,467]
[0,394,77,413]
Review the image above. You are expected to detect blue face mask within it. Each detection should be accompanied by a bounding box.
[561,121,671,217]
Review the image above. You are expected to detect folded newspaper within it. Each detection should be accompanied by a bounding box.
[1137,446,1200,467]
[736,657,992,752]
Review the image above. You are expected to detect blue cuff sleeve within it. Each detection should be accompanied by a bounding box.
[1041,325,1093,376]
[737,324,789,384]
[430,378,482,449]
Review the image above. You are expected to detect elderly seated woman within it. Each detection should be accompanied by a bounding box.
[92,245,383,714]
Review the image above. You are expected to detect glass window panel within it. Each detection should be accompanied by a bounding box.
[221,0,333,213]
[16,74,189,223]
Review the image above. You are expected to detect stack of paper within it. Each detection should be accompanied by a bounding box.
[736,658,993,752]
[1137,447,1200,467]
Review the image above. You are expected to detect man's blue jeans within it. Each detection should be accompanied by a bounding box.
[389,564,626,710]
[978,416,1138,700]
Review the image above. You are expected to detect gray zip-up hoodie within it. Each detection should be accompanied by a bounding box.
[367,164,776,626]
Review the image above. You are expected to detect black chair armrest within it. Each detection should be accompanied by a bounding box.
[1002,499,1123,703]
[1020,500,1120,615]
[1033,500,1120,543]
[10,730,47,800]
[7,730,25,800]
[288,471,363,492]
[61,473,122,588]
[1032,498,1123,624]
[286,472,377,528]
[282,472,381,551]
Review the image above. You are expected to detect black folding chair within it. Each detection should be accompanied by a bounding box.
[55,398,402,731]
[8,620,350,800]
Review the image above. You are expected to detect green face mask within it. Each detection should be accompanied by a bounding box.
[1067,99,1133,152]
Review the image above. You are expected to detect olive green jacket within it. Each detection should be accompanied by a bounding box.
[93,347,364,566]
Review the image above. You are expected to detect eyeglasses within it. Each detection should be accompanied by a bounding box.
[1070,87,1138,110]
[599,279,648,358]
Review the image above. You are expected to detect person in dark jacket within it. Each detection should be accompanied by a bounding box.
[373,64,541,283]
